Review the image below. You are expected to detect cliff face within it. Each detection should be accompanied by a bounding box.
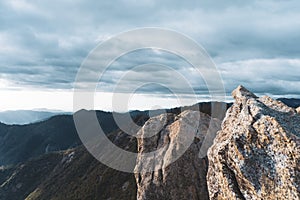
[207,86,300,200]
[134,111,221,200]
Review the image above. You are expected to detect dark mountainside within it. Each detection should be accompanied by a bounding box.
[278,98,300,108]
[0,110,139,165]
[0,95,299,200]
[0,134,138,200]
[0,114,80,166]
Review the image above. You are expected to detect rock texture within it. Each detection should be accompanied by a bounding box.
[296,107,300,114]
[207,85,300,200]
[135,110,221,200]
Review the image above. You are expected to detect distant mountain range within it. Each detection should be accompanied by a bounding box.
[0,110,71,125]
[0,98,298,125]
[0,102,232,166]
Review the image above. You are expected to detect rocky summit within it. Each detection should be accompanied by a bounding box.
[207,85,300,200]
[134,85,300,200]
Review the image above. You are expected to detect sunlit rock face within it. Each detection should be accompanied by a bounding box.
[296,107,300,114]
[135,111,221,200]
[207,85,300,200]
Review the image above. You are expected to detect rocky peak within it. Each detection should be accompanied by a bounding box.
[207,86,300,200]
[232,85,258,102]
[134,86,300,200]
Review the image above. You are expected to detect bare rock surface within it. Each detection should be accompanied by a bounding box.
[296,107,300,114]
[207,85,300,200]
[135,110,221,200]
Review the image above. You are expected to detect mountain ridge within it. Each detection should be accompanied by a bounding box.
[0,102,230,166]
[0,94,299,199]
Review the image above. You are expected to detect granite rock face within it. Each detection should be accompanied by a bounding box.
[134,110,221,200]
[207,85,300,200]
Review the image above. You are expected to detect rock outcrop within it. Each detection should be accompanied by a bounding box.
[134,111,221,200]
[207,85,300,200]
[296,107,300,114]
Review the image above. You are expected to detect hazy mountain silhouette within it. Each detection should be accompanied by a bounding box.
[0,110,71,125]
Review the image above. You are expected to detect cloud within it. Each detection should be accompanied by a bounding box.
[218,58,300,96]
[0,0,299,99]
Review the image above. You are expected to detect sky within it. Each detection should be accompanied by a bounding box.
[0,0,300,112]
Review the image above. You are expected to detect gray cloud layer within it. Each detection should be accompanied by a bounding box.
[0,0,299,97]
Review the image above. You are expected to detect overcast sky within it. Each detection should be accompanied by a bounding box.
[0,0,300,111]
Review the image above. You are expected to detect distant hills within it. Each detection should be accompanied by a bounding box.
[0,102,232,166]
[0,98,298,125]
[277,98,300,108]
[0,110,71,125]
